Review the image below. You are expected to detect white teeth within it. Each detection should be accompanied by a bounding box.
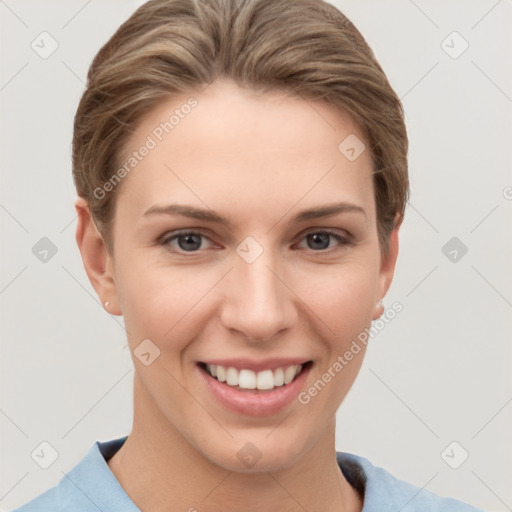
[226,367,238,386]
[273,367,284,386]
[239,369,256,389]
[216,365,226,382]
[256,370,274,390]
[284,366,297,385]
[205,363,304,390]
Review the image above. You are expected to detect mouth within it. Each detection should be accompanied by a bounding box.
[197,361,313,393]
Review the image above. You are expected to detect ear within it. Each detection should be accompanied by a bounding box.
[74,197,122,315]
[372,214,402,321]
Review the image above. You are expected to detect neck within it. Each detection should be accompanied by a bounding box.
[107,375,363,512]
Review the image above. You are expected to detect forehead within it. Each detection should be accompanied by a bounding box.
[115,78,375,220]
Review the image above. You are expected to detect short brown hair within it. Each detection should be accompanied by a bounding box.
[72,0,408,255]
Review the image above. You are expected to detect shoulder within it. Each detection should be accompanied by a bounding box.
[9,486,57,512]
[336,451,485,512]
[9,476,88,512]
[9,437,135,512]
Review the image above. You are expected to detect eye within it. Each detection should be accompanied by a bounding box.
[296,230,352,253]
[159,228,352,255]
[159,230,214,253]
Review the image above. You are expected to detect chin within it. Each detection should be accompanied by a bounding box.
[195,425,316,474]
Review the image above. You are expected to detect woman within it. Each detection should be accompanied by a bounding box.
[12,0,484,510]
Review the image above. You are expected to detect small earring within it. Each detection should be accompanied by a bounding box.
[376,299,384,318]
[104,300,110,311]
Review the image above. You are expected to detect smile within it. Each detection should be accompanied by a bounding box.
[197,360,313,415]
[204,363,309,391]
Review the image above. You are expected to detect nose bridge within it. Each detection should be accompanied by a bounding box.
[220,238,296,341]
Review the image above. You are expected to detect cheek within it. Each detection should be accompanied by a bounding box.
[116,246,380,353]
[116,257,218,349]
[293,260,379,342]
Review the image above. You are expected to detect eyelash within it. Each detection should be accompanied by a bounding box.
[158,229,353,255]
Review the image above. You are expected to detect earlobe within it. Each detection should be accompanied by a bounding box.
[74,198,122,315]
[373,215,402,320]
[372,299,385,320]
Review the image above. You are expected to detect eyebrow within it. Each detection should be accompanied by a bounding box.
[143,201,367,229]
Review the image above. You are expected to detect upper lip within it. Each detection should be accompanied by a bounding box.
[199,358,311,372]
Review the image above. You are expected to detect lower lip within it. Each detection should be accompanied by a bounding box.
[198,364,311,417]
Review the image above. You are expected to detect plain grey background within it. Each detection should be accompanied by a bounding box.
[1,1,511,510]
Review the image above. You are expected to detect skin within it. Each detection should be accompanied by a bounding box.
[75,78,400,512]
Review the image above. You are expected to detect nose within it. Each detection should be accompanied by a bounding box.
[219,246,298,343]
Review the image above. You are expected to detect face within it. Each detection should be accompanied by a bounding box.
[77,78,398,473]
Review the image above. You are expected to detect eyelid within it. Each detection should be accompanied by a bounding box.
[160,226,353,241]
[298,226,352,240]
[294,228,353,252]
[159,228,215,247]
[159,227,354,256]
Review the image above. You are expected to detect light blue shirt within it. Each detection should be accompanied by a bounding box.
[11,436,484,511]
